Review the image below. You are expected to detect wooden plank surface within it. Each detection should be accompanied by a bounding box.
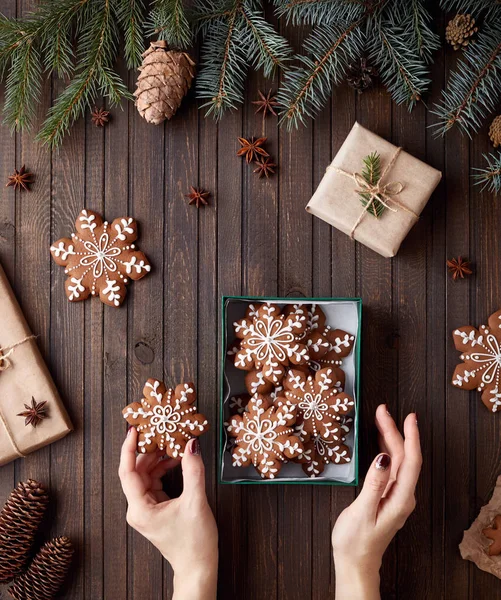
[2,16,501,600]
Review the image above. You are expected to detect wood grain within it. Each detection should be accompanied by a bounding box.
[1,23,501,599]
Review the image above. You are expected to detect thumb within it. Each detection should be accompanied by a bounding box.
[181,438,207,504]
[356,453,392,517]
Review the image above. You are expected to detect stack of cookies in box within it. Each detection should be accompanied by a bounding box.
[225,302,356,480]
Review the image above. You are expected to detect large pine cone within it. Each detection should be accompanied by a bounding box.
[8,537,74,600]
[134,40,196,125]
[445,13,478,51]
[489,115,501,148]
[0,480,49,584]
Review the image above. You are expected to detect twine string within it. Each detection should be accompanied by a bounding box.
[326,147,419,239]
[0,335,36,372]
[0,334,36,458]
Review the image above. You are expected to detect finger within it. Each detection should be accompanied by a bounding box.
[356,453,392,518]
[136,450,164,474]
[375,404,405,497]
[375,404,404,463]
[118,428,149,506]
[150,457,179,483]
[181,438,207,505]
[390,413,422,502]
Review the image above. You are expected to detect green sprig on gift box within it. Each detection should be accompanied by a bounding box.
[359,152,386,218]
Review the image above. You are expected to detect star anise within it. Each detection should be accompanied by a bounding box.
[237,137,269,163]
[186,187,210,208]
[252,90,279,120]
[17,397,48,428]
[91,107,110,127]
[6,165,34,191]
[447,256,473,280]
[253,157,277,178]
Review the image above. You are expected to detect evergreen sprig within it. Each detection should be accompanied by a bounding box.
[149,0,192,49]
[474,152,501,194]
[276,0,438,128]
[359,151,386,217]
[431,21,501,137]
[440,0,501,18]
[194,0,292,120]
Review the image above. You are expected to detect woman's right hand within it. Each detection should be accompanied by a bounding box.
[332,404,422,599]
[119,428,218,600]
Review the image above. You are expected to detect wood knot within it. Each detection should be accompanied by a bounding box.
[134,341,155,365]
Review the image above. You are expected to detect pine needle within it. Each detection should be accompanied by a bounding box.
[473,152,501,194]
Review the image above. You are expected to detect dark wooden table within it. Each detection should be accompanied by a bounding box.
[1,6,501,600]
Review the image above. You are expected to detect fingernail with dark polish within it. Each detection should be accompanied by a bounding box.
[191,438,201,456]
[385,404,391,417]
[375,453,391,471]
[415,413,419,426]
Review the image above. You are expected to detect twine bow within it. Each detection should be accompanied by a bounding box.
[0,335,36,372]
[327,147,419,239]
[0,334,36,459]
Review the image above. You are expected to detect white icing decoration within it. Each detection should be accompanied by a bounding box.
[68,277,85,300]
[123,255,151,274]
[51,241,75,261]
[489,387,501,413]
[79,209,97,231]
[115,218,134,240]
[102,279,121,306]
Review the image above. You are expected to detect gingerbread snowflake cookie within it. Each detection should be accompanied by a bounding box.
[284,303,356,371]
[123,378,208,457]
[50,209,151,307]
[233,303,309,386]
[452,310,501,413]
[283,368,354,440]
[226,393,304,479]
[298,436,351,477]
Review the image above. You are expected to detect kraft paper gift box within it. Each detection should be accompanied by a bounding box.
[306,122,442,258]
[220,296,361,485]
[0,263,72,466]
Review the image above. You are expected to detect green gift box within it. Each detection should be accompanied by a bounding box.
[220,296,362,485]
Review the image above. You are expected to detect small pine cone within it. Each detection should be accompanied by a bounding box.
[346,57,378,93]
[489,115,501,148]
[134,40,196,125]
[8,537,74,600]
[0,480,49,584]
[446,14,478,51]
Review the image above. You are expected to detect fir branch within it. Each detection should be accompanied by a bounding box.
[273,0,364,26]
[370,15,430,110]
[149,0,192,50]
[277,19,365,128]
[196,0,291,119]
[3,40,41,130]
[408,0,440,64]
[115,0,146,69]
[196,1,246,118]
[473,152,501,194]
[37,0,129,147]
[239,5,291,77]
[440,0,501,18]
[431,22,501,137]
[359,151,386,217]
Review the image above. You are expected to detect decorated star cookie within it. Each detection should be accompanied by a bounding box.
[283,368,354,440]
[226,393,304,479]
[122,378,208,457]
[452,310,501,413]
[298,436,351,478]
[482,515,501,556]
[50,209,151,307]
[233,302,309,386]
[284,303,356,371]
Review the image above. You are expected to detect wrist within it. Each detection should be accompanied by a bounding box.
[334,556,381,600]
[173,561,218,600]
